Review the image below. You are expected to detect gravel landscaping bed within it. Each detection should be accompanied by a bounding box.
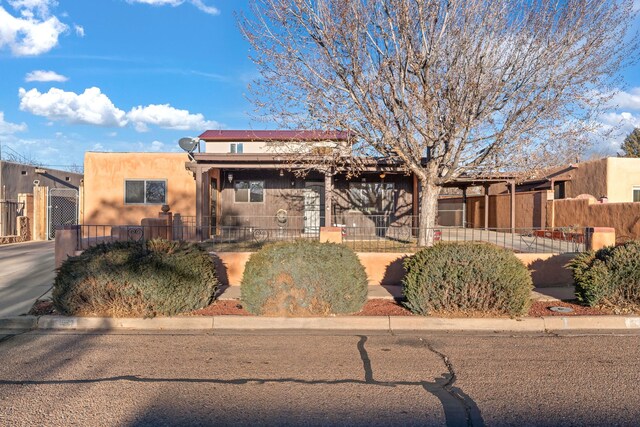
[28,298,616,317]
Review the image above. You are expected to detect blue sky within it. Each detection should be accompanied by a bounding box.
[0,0,256,168]
[0,0,640,170]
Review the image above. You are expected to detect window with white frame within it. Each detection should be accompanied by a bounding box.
[230,143,244,154]
[125,179,166,204]
[634,186,640,202]
[349,182,394,213]
[234,180,264,203]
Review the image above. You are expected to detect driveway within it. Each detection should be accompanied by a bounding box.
[0,240,55,317]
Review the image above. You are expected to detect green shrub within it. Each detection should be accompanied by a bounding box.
[403,242,532,316]
[53,239,218,317]
[568,241,640,308]
[241,240,368,316]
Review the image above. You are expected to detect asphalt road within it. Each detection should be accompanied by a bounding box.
[0,330,639,426]
[0,241,55,317]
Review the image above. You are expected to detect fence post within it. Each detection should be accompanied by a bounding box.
[585,227,616,251]
[55,224,80,269]
[320,226,343,243]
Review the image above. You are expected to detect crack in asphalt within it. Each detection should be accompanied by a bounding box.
[422,339,485,427]
[357,335,484,427]
[1,334,485,426]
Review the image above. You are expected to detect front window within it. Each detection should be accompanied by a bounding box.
[349,182,394,214]
[234,180,264,203]
[125,179,166,204]
[633,186,640,202]
[230,143,244,154]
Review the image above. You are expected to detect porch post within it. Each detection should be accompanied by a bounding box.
[510,181,516,233]
[195,166,203,240]
[461,186,467,229]
[324,170,333,226]
[483,184,490,230]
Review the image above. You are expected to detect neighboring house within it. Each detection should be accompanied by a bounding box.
[459,157,640,240]
[82,130,418,239]
[0,160,82,199]
[0,161,82,238]
[491,157,640,203]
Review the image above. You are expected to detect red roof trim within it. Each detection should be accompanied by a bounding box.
[198,130,350,142]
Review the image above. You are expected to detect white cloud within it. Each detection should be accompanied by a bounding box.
[18,86,221,132]
[0,0,68,56]
[126,104,221,132]
[609,88,640,110]
[24,69,68,82]
[73,24,84,37]
[0,111,28,134]
[126,0,219,15]
[18,87,128,127]
[150,140,164,151]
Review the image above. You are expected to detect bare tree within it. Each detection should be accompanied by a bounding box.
[240,0,638,245]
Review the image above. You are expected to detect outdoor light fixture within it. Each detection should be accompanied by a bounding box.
[228,172,233,183]
[379,172,386,179]
[279,169,284,177]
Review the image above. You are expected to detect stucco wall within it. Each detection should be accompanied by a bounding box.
[547,198,640,242]
[0,161,81,200]
[205,141,267,154]
[606,157,640,203]
[83,152,195,225]
[214,251,575,287]
[564,158,608,200]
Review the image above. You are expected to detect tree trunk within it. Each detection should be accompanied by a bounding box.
[418,179,441,247]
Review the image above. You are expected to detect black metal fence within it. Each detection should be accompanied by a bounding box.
[76,214,587,254]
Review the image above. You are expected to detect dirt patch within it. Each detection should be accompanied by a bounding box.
[190,300,250,316]
[28,300,57,316]
[528,300,613,316]
[30,298,619,318]
[352,299,414,316]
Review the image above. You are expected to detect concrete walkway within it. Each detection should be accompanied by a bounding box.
[0,240,55,317]
[217,284,576,302]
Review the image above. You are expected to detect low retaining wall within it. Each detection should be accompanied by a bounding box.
[213,251,576,288]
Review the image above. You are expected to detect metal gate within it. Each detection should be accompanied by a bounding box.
[48,188,79,239]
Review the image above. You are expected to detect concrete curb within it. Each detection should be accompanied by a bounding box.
[543,316,640,331]
[3,315,640,332]
[389,316,546,331]
[0,316,39,330]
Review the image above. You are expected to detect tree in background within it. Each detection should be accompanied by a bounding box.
[241,0,638,245]
[621,128,640,158]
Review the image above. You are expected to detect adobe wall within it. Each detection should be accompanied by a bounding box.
[547,198,640,242]
[564,158,608,200]
[214,251,574,288]
[83,152,196,225]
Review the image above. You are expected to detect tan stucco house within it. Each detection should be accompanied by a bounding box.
[82,130,420,238]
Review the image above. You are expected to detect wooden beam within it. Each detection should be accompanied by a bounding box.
[510,181,516,232]
[324,171,333,226]
[484,184,490,230]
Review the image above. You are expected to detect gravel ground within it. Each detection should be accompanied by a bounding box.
[31,298,613,317]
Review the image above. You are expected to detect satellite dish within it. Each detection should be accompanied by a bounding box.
[179,137,199,153]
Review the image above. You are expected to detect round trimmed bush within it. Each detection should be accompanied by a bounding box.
[568,240,640,309]
[241,240,368,316]
[53,239,218,317]
[403,242,532,316]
